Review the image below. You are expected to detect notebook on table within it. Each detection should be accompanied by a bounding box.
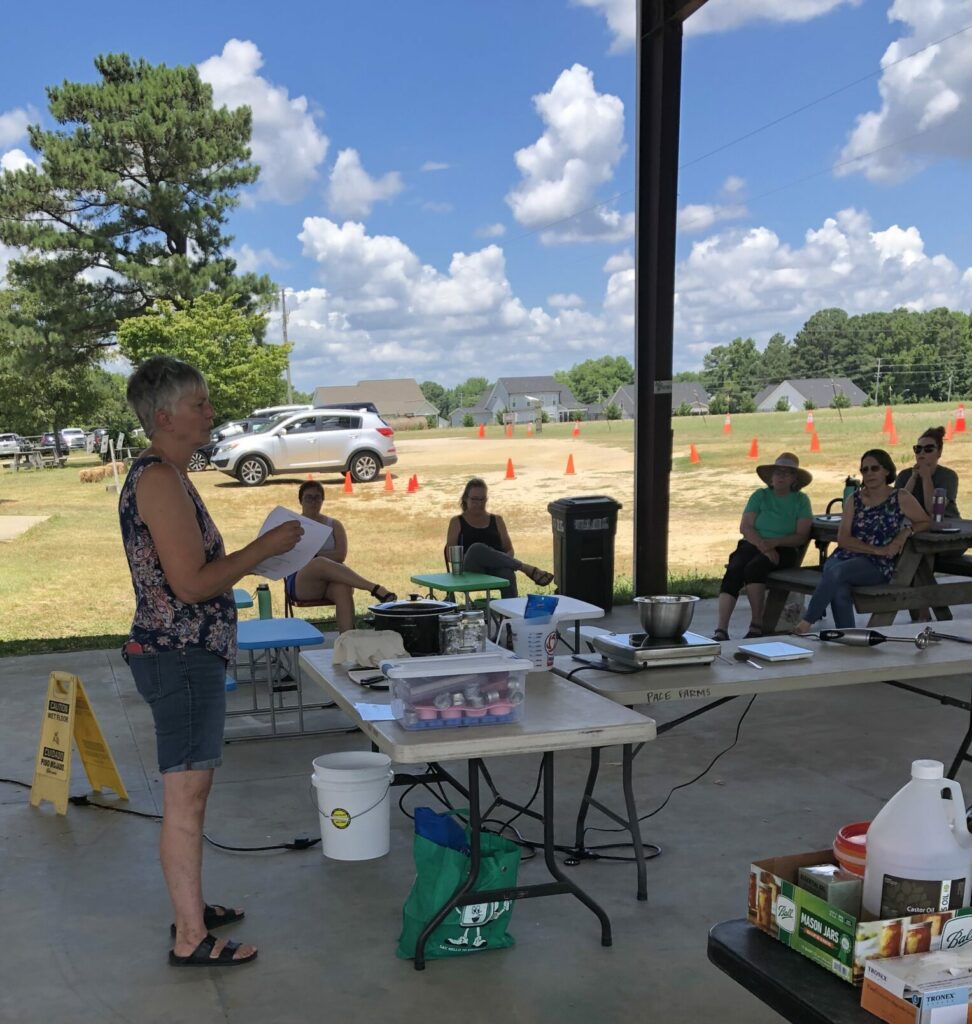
[737,641,814,663]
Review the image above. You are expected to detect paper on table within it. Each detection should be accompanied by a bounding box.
[250,506,333,580]
[353,702,396,721]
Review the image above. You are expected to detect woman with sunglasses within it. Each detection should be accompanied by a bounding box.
[895,427,960,519]
[793,449,929,633]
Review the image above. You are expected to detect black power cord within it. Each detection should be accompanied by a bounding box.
[1,778,322,852]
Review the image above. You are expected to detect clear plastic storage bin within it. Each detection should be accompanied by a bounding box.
[381,651,532,730]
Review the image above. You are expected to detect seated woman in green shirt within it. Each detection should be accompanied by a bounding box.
[713,453,813,641]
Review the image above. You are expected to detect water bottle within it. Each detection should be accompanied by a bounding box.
[933,487,946,523]
[256,583,272,619]
[861,760,972,920]
[843,476,859,505]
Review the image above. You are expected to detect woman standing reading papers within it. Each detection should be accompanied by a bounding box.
[119,356,303,966]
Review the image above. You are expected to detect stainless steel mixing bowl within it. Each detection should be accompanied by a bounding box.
[634,595,700,639]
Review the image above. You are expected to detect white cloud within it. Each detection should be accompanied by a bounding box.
[673,207,972,366]
[505,64,631,244]
[573,0,858,49]
[0,148,35,173]
[0,241,18,285]
[421,161,449,172]
[420,199,453,214]
[548,292,585,309]
[475,223,506,238]
[603,249,633,273]
[678,202,747,233]
[0,106,36,149]
[229,243,285,274]
[282,215,633,387]
[327,148,404,219]
[198,39,328,203]
[837,1,972,182]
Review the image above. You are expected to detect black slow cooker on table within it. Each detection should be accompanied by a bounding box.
[366,595,458,655]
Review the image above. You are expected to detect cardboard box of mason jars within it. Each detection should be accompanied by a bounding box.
[749,851,972,985]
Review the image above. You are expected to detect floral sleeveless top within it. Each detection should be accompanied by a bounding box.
[832,489,906,582]
[119,456,237,660]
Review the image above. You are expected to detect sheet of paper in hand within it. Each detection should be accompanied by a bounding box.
[250,506,333,580]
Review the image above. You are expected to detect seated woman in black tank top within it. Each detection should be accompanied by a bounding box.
[444,477,554,597]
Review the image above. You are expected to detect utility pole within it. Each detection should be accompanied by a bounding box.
[280,287,294,404]
[948,372,954,403]
[873,357,882,405]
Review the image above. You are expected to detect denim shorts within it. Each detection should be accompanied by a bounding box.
[125,645,227,773]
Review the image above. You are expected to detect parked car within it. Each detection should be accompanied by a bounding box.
[250,403,313,418]
[39,432,57,448]
[59,427,87,450]
[188,417,273,472]
[209,409,397,486]
[314,401,380,414]
[0,433,29,456]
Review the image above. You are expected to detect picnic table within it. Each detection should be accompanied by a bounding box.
[10,446,68,470]
[762,516,972,631]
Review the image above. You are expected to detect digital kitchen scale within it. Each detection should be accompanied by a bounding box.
[591,630,720,668]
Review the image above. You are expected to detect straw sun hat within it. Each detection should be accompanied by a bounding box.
[756,452,812,490]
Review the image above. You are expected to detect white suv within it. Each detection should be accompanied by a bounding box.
[210,409,398,486]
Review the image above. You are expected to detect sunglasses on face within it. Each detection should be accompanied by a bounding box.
[913,444,938,454]
[860,464,884,473]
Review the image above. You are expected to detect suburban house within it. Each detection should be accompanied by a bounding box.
[479,376,585,424]
[311,378,439,426]
[610,382,712,417]
[753,377,868,412]
[449,396,492,428]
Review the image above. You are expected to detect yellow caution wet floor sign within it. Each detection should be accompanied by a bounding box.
[30,672,128,814]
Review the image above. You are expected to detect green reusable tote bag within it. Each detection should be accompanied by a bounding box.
[396,828,521,959]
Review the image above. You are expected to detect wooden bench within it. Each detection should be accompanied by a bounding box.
[935,554,972,577]
[761,566,972,630]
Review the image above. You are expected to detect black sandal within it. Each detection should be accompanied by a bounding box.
[170,903,244,938]
[370,584,397,603]
[168,933,257,967]
[712,629,730,642]
[525,566,555,587]
[744,626,764,639]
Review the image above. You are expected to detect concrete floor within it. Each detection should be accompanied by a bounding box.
[4,599,972,1023]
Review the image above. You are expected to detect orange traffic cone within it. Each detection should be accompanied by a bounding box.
[412,474,420,490]
[572,421,580,438]
[748,437,759,459]
[883,406,894,434]
[957,405,967,433]
[505,458,516,480]
[527,422,533,437]
[810,431,820,453]
[505,423,513,438]
[384,471,394,492]
[407,475,418,493]
[565,454,575,475]
[343,472,353,494]
[946,419,955,441]
[478,423,485,439]
[723,413,731,435]
[306,473,314,481]
[889,423,899,446]
[689,444,700,464]
[805,410,814,433]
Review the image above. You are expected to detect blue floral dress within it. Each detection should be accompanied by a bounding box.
[831,489,906,582]
[119,455,237,661]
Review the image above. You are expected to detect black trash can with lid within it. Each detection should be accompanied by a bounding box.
[547,496,622,611]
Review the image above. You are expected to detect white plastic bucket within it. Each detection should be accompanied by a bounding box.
[311,751,393,861]
[498,619,557,669]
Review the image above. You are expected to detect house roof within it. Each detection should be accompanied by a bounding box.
[758,378,868,407]
[613,382,711,406]
[311,378,437,417]
[494,376,582,407]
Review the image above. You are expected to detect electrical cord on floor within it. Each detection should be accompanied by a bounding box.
[1,777,321,852]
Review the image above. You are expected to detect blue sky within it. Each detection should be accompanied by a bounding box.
[2,0,971,392]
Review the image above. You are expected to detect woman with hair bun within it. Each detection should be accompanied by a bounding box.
[895,426,960,519]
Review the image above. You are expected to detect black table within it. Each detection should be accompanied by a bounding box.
[707,919,873,1024]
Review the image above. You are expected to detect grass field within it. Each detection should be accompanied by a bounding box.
[0,403,967,650]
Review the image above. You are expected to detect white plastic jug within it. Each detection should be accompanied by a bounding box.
[862,759,972,920]
[497,618,557,670]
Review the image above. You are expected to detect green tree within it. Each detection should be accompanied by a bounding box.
[462,413,475,428]
[791,309,853,378]
[0,53,273,365]
[604,401,622,420]
[701,337,762,395]
[774,397,790,412]
[761,332,792,383]
[116,294,289,423]
[420,381,447,414]
[555,355,633,405]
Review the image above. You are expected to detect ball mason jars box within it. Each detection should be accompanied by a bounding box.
[748,851,972,985]
[381,651,534,730]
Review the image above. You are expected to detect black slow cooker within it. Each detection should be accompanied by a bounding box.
[366,595,458,655]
